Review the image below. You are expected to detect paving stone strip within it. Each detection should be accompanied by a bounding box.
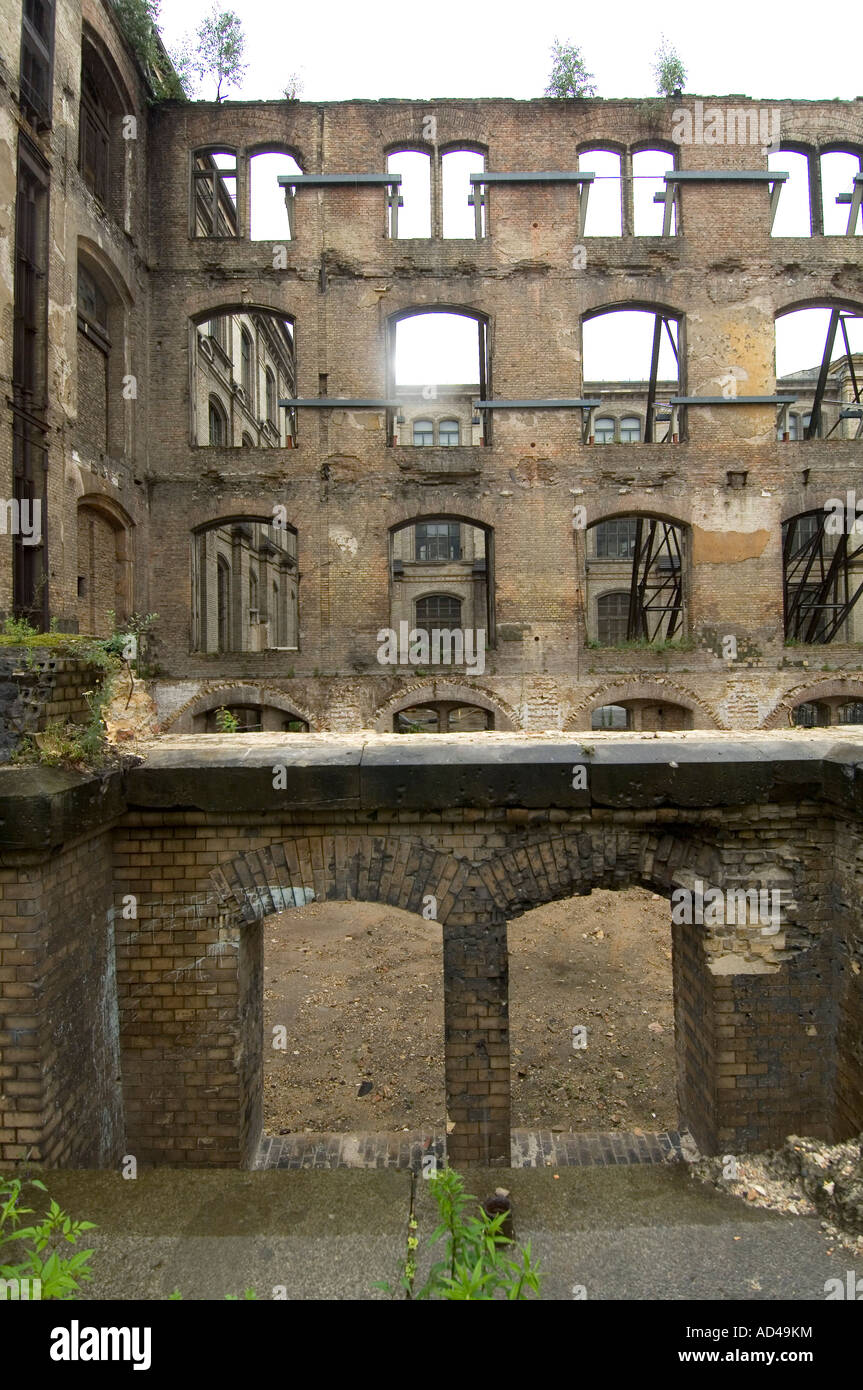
[255,1129,692,1170]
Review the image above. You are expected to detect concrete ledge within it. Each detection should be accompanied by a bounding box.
[0,765,126,850]
[2,732,863,849]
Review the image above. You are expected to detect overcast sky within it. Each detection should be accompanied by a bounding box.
[158,0,858,104]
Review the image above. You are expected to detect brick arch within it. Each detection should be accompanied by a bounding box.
[763,677,863,729]
[564,681,721,731]
[469,828,721,920]
[372,682,518,732]
[209,835,473,924]
[161,682,317,734]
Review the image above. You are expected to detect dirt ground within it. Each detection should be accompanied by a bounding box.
[262,885,676,1135]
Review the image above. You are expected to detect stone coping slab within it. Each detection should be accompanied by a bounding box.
[2,730,863,849]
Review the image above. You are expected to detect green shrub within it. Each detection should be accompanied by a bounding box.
[0,1175,97,1301]
[377,1167,541,1300]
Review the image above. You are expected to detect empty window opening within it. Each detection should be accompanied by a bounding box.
[792,701,831,728]
[250,150,302,240]
[509,887,675,1137]
[820,151,863,237]
[442,148,486,238]
[632,149,676,236]
[776,306,863,440]
[591,703,630,730]
[20,0,56,128]
[391,309,489,446]
[194,309,296,446]
[390,515,494,644]
[783,506,863,643]
[587,516,685,644]
[582,309,681,442]
[199,703,309,733]
[768,149,811,237]
[577,149,622,236]
[76,258,124,458]
[387,150,431,238]
[395,702,493,733]
[192,149,238,237]
[592,699,691,732]
[79,67,109,205]
[193,518,298,654]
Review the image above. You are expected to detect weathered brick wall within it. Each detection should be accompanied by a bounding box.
[0,651,105,761]
[2,740,862,1171]
[0,824,124,1165]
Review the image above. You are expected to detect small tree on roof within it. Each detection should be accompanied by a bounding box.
[544,40,597,99]
[653,36,687,97]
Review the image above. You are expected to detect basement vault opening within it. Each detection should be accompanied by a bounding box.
[260,901,445,1156]
[508,886,676,1140]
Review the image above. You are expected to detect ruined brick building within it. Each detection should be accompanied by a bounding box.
[3,0,863,739]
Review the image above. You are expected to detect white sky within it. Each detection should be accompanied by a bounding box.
[161,0,863,386]
[158,0,861,104]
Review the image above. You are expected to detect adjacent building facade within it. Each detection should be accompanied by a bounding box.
[3,0,863,736]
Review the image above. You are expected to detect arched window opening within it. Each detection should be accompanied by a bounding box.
[387,149,431,238]
[633,149,676,235]
[208,395,227,445]
[415,594,462,631]
[583,308,681,443]
[619,415,641,443]
[413,418,434,446]
[439,418,460,447]
[250,150,302,240]
[594,416,615,444]
[768,149,811,237]
[76,257,121,458]
[194,309,296,446]
[192,149,238,237]
[240,327,254,398]
[577,149,622,236]
[194,519,298,654]
[820,150,863,237]
[587,516,685,644]
[391,309,490,446]
[775,306,863,440]
[442,148,486,238]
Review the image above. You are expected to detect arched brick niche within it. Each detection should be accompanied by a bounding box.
[565,681,721,732]
[160,683,317,733]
